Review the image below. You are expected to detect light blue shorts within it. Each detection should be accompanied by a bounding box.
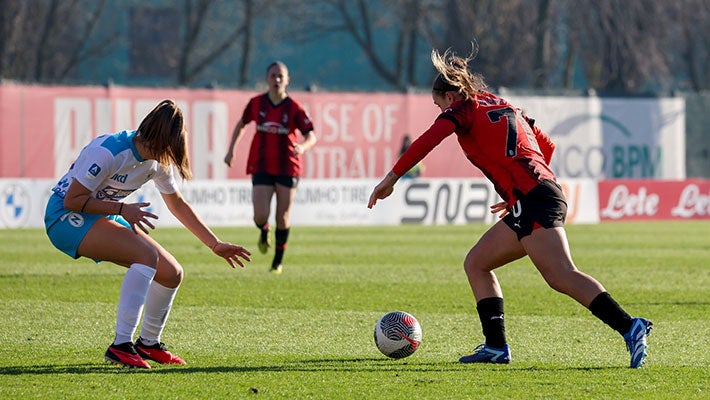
[44,193,130,259]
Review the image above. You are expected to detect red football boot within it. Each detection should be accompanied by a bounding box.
[105,342,151,369]
[135,338,186,365]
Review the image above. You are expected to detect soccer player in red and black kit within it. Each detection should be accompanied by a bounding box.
[225,61,317,274]
[368,48,653,368]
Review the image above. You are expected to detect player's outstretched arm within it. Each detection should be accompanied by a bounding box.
[161,191,252,268]
[224,119,247,167]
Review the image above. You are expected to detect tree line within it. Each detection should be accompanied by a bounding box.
[0,0,707,94]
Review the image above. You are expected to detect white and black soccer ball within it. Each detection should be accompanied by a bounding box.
[374,311,422,359]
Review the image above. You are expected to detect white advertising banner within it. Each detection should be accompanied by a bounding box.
[505,95,685,179]
[0,178,599,229]
[0,179,55,229]
[92,178,501,227]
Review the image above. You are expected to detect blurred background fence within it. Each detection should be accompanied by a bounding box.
[0,0,708,228]
[1,0,707,94]
[1,0,707,176]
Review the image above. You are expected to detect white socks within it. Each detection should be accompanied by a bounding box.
[139,281,179,346]
[114,263,155,345]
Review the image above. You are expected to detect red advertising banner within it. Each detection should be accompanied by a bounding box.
[1,83,686,181]
[599,179,710,220]
[0,83,475,179]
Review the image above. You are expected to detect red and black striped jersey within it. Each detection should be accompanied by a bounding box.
[394,91,556,206]
[242,94,314,177]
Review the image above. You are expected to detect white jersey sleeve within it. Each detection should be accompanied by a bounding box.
[152,165,179,194]
[71,141,117,193]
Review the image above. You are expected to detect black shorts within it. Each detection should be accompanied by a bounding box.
[503,179,567,240]
[251,172,300,189]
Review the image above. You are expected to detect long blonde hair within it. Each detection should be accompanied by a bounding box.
[430,45,487,100]
[136,100,192,180]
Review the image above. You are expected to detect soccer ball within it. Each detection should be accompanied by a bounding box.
[373,311,422,359]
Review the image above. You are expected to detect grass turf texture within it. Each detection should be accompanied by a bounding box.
[0,222,707,399]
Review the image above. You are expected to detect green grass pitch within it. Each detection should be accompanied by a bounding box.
[0,222,708,399]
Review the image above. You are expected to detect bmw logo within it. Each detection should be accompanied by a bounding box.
[0,183,31,228]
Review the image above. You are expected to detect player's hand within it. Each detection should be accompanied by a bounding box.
[211,241,252,268]
[224,152,234,167]
[368,183,394,209]
[490,201,509,218]
[368,171,400,208]
[121,202,158,234]
[293,143,305,155]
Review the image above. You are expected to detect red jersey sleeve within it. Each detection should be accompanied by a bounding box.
[241,96,259,124]
[392,118,456,176]
[533,125,555,165]
[523,117,554,165]
[292,99,315,135]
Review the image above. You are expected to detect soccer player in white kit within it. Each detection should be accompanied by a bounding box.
[45,100,252,369]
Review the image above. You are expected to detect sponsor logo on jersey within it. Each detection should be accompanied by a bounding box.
[257,121,289,135]
[111,173,128,183]
[96,186,133,201]
[88,163,102,178]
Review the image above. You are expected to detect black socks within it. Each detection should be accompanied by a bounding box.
[272,228,290,268]
[477,297,507,348]
[257,223,270,242]
[476,292,633,349]
[588,292,633,335]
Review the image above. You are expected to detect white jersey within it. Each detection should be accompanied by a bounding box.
[51,130,178,201]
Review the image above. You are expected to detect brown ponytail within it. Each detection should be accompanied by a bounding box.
[430,45,487,100]
[136,100,192,180]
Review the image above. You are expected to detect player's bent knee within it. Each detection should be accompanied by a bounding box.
[133,245,159,268]
[156,263,184,288]
[164,274,183,288]
[463,251,483,274]
[173,267,184,286]
[465,245,487,266]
